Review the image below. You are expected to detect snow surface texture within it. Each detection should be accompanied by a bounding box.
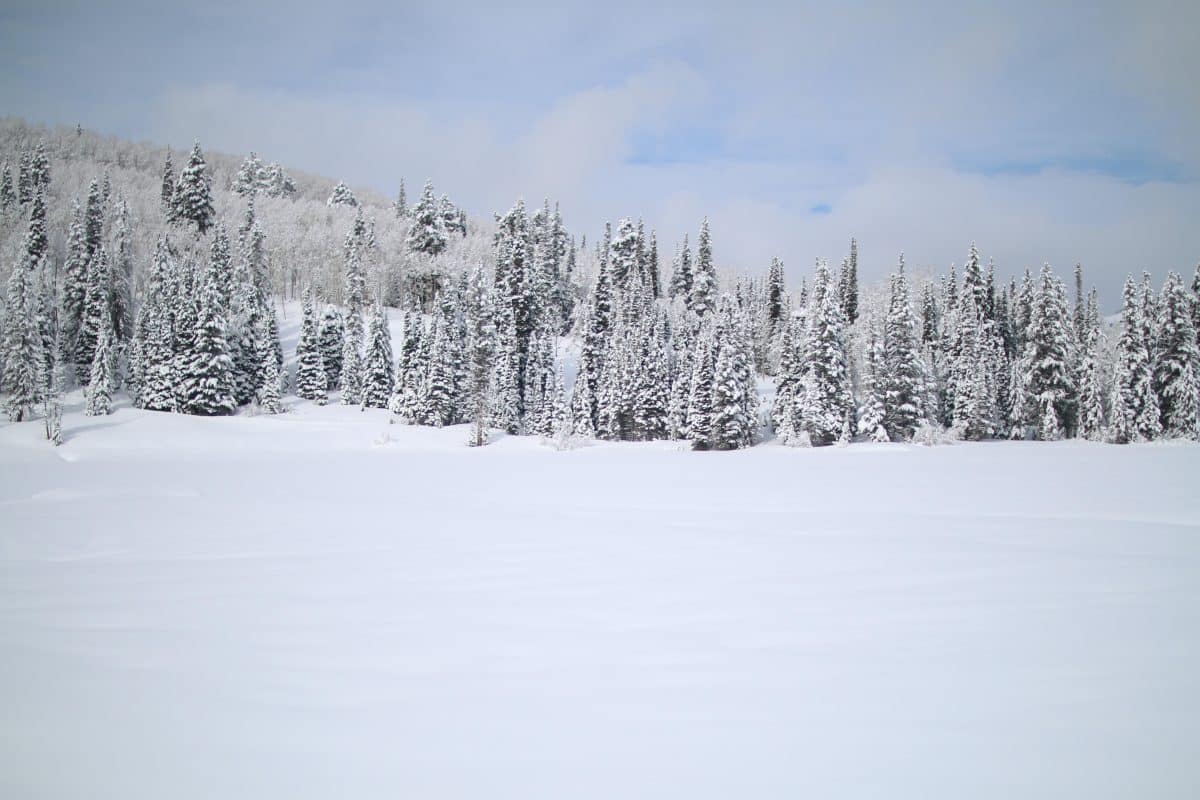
[2,404,1199,799]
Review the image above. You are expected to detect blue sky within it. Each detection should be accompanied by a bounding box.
[1,0,1197,301]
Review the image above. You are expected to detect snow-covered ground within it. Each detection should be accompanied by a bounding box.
[2,400,1199,799]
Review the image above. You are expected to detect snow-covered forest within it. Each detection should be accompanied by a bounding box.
[1,116,1198,448]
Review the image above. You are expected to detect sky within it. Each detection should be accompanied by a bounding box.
[1,0,1197,302]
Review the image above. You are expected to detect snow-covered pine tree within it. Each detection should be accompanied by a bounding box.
[393,179,408,218]
[690,219,717,317]
[686,322,717,448]
[327,181,358,207]
[160,150,175,213]
[1017,264,1077,440]
[1076,310,1107,440]
[29,140,49,189]
[257,350,285,414]
[669,234,693,301]
[75,247,114,382]
[406,180,447,256]
[389,310,423,421]
[2,251,46,421]
[360,306,394,409]
[318,306,345,389]
[0,162,14,209]
[1153,271,1200,438]
[843,238,859,323]
[171,142,215,236]
[799,260,854,445]
[295,287,327,404]
[181,249,237,416]
[882,256,925,440]
[233,152,267,196]
[264,162,295,198]
[419,314,458,426]
[84,320,116,416]
[858,326,889,442]
[460,267,494,443]
[1110,276,1158,443]
[110,199,134,342]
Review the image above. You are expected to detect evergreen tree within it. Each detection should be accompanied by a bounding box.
[1076,312,1107,440]
[29,141,50,194]
[171,142,215,236]
[84,320,116,416]
[25,186,48,263]
[393,179,408,218]
[1111,276,1159,442]
[858,327,890,442]
[257,350,285,414]
[160,150,175,213]
[1018,264,1076,439]
[463,266,495,446]
[360,307,394,409]
[181,251,237,416]
[317,306,345,388]
[233,152,267,196]
[110,199,134,342]
[0,162,14,209]
[295,287,328,404]
[339,309,364,406]
[669,235,693,300]
[407,180,448,256]
[418,315,458,425]
[799,260,854,445]
[389,311,425,422]
[76,247,113,382]
[2,252,45,421]
[882,257,925,440]
[690,219,717,316]
[1153,272,1200,438]
[686,323,717,448]
[327,180,358,207]
[709,337,752,450]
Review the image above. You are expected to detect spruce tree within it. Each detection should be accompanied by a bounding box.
[160,151,175,213]
[171,142,215,236]
[76,247,113,382]
[0,162,14,209]
[858,327,890,442]
[360,307,394,409]
[1154,272,1200,438]
[394,179,408,218]
[181,252,237,416]
[2,252,46,422]
[669,235,693,300]
[110,199,134,342]
[327,181,358,207]
[295,288,328,404]
[407,180,448,256]
[882,257,925,440]
[799,260,854,445]
[709,337,752,450]
[1020,264,1077,439]
[84,321,116,416]
[1111,276,1158,442]
[463,266,495,446]
[690,219,717,316]
[257,351,285,414]
[686,324,717,448]
[318,306,345,388]
[233,152,267,196]
[1076,313,1107,440]
[418,315,457,426]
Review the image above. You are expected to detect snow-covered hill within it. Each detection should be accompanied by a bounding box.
[2,404,1198,798]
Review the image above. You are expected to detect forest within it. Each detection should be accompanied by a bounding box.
[1,117,1197,450]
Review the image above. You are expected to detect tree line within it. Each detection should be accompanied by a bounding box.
[2,129,1197,449]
